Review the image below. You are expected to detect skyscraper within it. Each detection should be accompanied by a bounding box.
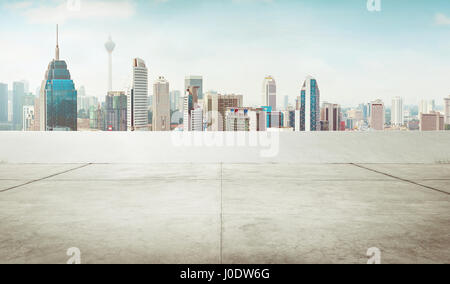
[444,95,450,125]
[183,86,200,131]
[152,76,170,131]
[0,83,7,123]
[391,96,404,126]
[39,25,77,131]
[320,102,341,131]
[284,95,289,110]
[419,100,428,115]
[105,36,116,92]
[369,99,385,131]
[204,93,243,131]
[419,99,435,115]
[191,105,204,131]
[32,97,40,131]
[185,76,203,100]
[105,91,127,131]
[23,105,34,131]
[170,90,181,112]
[13,81,25,130]
[297,76,320,131]
[20,80,30,94]
[128,58,148,131]
[262,76,277,111]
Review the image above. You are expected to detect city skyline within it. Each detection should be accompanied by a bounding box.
[1,0,450,107]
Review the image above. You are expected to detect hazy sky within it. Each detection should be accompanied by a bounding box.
[0,0,449,107]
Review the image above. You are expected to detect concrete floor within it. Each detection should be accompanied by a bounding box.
[0,163,449,264]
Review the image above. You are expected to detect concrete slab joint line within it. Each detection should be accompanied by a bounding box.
[0,163,92,193]
[351,163,450,196]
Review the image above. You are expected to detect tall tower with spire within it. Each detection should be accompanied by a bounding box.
[105,36,116,92]
[55,24,60,60]
[39,25,78,131]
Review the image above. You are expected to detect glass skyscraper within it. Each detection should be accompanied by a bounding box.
[40,26,77,131]
[298,76,320,131]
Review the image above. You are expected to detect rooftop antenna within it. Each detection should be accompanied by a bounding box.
[55,24,60,60]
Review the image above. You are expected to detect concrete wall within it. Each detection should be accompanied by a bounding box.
[0,131,449,164]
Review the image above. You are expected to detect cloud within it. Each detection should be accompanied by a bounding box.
[435,13,450,26]
[5,0,136,24]
[2,1,33,10]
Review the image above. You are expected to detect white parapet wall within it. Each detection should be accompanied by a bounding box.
[0,131,449,164]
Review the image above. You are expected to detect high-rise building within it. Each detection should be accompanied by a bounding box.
[280,110,291,128]
[262,76,277,111]
[89,105,104,130]
[20,80,29,94]
[105,91,127,131]
[261,106,283,129]
[0,83,7,122]
[78,86,86,97]
[105,36,116,92]
[183,86,200,131]
[369,99,385,131]
[267,111,283,129]
[8,97,12,122]
[204,93,243,131]
[170,90,181,112]
[420,111,444,131]
[297,76,320,131]
[419,100,428,115]
[320,102,341,131]
[283,95,289,110]
[22,105,34,131]
[128,58,148,131]
[428,100,436,113]
[358,103,370,121]
[152,76,170,131]
[419,99,435,115]
[13,81,25,130]
[225,107,266,131]
[391,96,404,126]
[294,110,301,131]
[39,25,77,131]
[24,94,35,107]
[444,95,450,125]
[32,97,40,131]
[191,105,204,131]
[185,76,203,100]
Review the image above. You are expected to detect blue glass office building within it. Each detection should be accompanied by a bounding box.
[299,76,320,131]
[41,27,77,131]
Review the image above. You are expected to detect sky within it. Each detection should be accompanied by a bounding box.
[0,0,450,107]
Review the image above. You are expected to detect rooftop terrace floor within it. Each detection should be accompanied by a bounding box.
[0,163,449,264]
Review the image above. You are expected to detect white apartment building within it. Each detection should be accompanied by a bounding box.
[391,96,404,126]
[191,105,204,131]
[128,58,148,131]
